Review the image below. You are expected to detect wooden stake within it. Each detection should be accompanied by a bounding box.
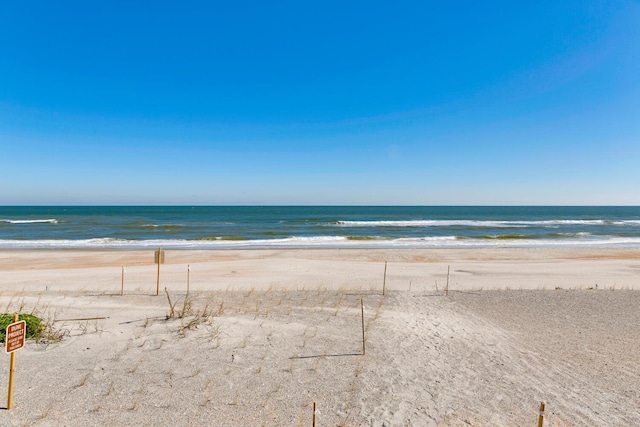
[361,299,366,355]
[445,265,450,296]
[165,287,174,318]
[54,316,109,322]
[382,261,387,296]
[538,401,545,427]
[121,266,125,296]
[187,265,190,295]
[7,313,18,410]
[156,248,162,296]
[312,401,317,427]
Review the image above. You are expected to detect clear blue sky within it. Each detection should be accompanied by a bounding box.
[1,1,639,205]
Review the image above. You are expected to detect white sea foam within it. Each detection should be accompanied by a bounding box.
[555,232,592,237]
[335,219,640,227]
[336,220,525,227]
[0,219,58,224]
[2,235,640,249]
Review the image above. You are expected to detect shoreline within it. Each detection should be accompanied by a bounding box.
[2,245,640,264]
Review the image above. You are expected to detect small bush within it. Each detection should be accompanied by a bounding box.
[0,313,45,342]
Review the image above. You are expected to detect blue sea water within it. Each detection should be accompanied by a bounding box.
[0,206,639,249]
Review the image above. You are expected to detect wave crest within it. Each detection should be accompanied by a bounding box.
[0,219,58,224]
[335,219,640,228]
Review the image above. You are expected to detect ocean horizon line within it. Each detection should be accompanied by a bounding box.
[2,204,640,207]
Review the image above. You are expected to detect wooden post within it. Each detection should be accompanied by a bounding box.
[312,401,317,427]
[155,248,164,296]
[445,265,450,296]
[121,266,125,296]
[187,265,190,295]
[361,299,366,355]
[7,313,18,410]
[165,287,174,319]
[382,261,387,296]
[538,401,545,427]
[156,257,161,296]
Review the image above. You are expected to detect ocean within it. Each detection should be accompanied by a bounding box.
[1,206,639,249]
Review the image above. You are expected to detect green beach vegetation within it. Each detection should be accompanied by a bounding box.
[0,313,44,342]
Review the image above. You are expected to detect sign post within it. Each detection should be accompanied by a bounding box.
[155,248,165,296]
[6,313,26,410]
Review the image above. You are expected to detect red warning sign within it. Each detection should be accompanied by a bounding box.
[5,320,26,354]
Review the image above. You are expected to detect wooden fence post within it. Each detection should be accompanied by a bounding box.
[445,265,450,296]
[382,261,387,296]
[312,401,317,427]
[187,265,191,295]
[361,299,366,355]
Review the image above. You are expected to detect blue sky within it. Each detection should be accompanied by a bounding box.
[1,1,639,205]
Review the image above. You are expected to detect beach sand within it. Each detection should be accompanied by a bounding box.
[0,248,639,426]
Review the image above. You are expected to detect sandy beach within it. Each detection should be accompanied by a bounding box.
[0,248,639,426]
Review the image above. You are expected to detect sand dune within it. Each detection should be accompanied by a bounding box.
[0,248,638,426]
